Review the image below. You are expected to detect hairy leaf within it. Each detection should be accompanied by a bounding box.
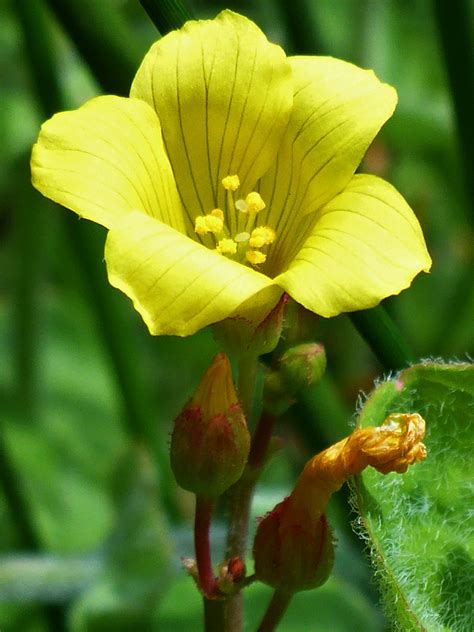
[352,361,473,631]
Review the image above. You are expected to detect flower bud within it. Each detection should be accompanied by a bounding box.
[279,342,326,392]
[170,353,250,497]
[216,557,246,595]
[253,499,334,593]
[263,342,326,416]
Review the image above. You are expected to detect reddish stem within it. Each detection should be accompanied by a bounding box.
[194,496,216,598]
[248,412,276,469]
[224,413,277,631]
[257,590,293,632]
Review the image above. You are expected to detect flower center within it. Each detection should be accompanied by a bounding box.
[194,175,276,267]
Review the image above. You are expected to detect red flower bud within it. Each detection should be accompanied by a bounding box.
[253,498,334,593]
[170,353,250,497]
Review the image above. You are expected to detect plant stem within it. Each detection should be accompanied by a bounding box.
[139,0,194,34]
[45,0,142,95]
[225,412,276,561]
[64,221,178,518]
[277,0,325,55]
[194,496,216,598]
[225,409,277,631]
[226,354,264,557]
[204,599,226,632]
[23,0,177,519]
[238,354,259,422]
[0,430,66,630]
[348,305,414,371]
[433,0,474,216]
[248,412,277,468]
[11,4,69,629]
[221,354,261,631]
[257,590,293,632]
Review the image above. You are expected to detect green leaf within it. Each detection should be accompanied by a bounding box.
[70,445,174,631]
[351,361,474,631]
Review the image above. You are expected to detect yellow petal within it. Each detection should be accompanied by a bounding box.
[276,174,431,317]
[259,56,397,274]
[130,10,293,224]
[31,95,186,233]
[105,212,279,336]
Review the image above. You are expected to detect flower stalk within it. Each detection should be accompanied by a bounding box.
[225,409,277,632]
[257,589,293,632]
[194,497,217,598]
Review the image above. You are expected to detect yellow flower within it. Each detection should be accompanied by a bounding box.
[31,11,431,336]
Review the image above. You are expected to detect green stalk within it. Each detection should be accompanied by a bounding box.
[14,0,62,412]
[140,0,194,33]
[63,222,169,463]
[348,305,414,371]
[0,431,65,630]
[433,0,474,216]
[277,0,325,55]
[45,0,142,95]
[23,0,177,517]
[221,354,261,632]
[276,0,416,371]
[11,3,69,627]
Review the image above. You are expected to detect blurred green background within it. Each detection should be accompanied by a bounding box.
[0,0,472,630]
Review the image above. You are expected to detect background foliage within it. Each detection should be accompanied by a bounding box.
[0,0,472,630]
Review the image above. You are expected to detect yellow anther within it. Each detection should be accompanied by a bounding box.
[234,232,250,243]
[246,250,267,265]
[245,192,266,214]
[195,215,210,235]
[194,212,224,236]
[222,175,240,191]
[210,208,224,221]
[217,238,238,255]
[249,226,276,248]
[206,214,224,234]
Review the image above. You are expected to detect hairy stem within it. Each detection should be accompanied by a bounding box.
[225,386,277,631]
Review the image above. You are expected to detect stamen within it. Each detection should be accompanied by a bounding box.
[245,192,266,214]
[195,215,210,235]
[196,180,275,267]
[210,208,224,221]
[194,210,224,236]
[249,226,276,249]
[217,238,238,255]
[246,250,267,265]
[222,175,240,191]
